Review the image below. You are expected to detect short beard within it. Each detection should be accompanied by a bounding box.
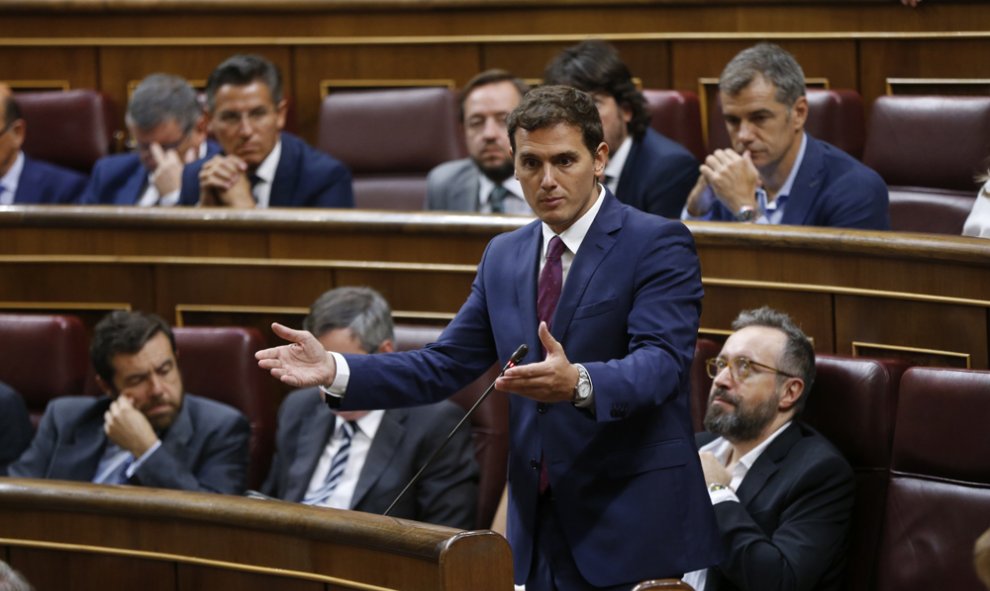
[474,157,514,183]
[704,386,779,443]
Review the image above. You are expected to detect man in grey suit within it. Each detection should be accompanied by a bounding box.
[425,70,532,214]
[262,287,479,529]
[10,311,250,494]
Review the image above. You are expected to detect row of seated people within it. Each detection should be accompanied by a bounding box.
[4,42,990,237]
[2,301,990,590]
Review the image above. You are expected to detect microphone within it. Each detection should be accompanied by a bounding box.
[383,344,528,518]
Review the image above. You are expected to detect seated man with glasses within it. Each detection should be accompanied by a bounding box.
[179,54,353,209]
[80,73,219,206]
[684,306,855,591]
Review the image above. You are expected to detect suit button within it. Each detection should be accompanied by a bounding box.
[530,459,539,469]
[537,403,548,414]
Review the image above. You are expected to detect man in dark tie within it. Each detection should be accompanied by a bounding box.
[79,74,215,206]
[257,85,721,590]
[10,311,250,494]
[425,69,531,214]
[180,54,354,209]
[261,286,478,529]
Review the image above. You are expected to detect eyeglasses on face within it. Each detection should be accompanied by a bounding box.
[705,356,798,382]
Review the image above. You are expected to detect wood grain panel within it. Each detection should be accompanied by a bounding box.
[1,226,270,258]
[700,286,834,353]
[0,47,99,91]
[0,262,156,313]
[177,565,324,591]
[10,547,176,591]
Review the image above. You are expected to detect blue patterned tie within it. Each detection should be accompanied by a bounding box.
[304,420,357,506]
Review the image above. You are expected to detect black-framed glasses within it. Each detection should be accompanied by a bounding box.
[705,356,798,382]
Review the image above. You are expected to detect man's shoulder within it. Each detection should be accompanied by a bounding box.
[427,158,475,182]
[283,132,348,173]
[806,135,884,186]
[42,395,105,421]
[183,394,248,425]
[782,421,854,476]
[90,152,142,174]
[23,156,86,181]
[281,387,324,414]
[389,400,465,437]
[636,128,697,163]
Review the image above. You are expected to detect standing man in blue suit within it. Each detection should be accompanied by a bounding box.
[543,40,700,219]
[80,74,216,207]
[0,87,87,205]
[257,85,722,590]
[180,54,353,209]
[684,43,890,229]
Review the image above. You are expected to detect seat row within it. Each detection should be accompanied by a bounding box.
[12,88,988,234]
[2,312,988,591]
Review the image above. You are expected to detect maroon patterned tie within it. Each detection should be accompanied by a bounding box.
[536,235,565,494]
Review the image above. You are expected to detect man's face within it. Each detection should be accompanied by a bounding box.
[703,326,791,443]
[720,75,807,176]
[129,117,203,172]
[103,332,184,432]
[0,102,26,178]
[513,123,607,234]
[209,81,286,168]
[591,92,631,154]
[463,80,522,182]
[318,328,374,422]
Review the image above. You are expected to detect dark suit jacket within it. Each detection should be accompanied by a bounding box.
[179,132,354,208]
[9,394,250,494]
[704,134,890,230]
[339,190,722,587]
[79,142,222,205]
[262,387,478,529]
[615,128,700,219]
[424,158,481,211]
[696,422,855,591]
[12,154,87,204]
[0,382,32,476]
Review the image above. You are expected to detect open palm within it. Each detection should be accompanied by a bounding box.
[255,323,334,388]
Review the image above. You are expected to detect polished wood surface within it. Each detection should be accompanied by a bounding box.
[0,477,514,591]
[1,206,987,368]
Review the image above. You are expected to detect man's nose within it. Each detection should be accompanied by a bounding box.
[540,164,558,189]
[481,117,502,140]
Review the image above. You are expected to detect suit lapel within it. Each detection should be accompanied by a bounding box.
[515,222,544,363]
[268,134,297,206]
[286,398,335,502]
[735,422,801,505]
[51,398,110,481]
[780,135,824,226]
[13,158,42,204]
[157,397,194,465]
[459,165,481,211]
[551,192,622,344]
[351,409,405,510]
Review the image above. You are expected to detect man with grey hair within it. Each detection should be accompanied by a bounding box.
[80,73,216,206]
[261,286,478,529]
[0,560,33,591]
[684,43,889,229]
[685,306,855,591]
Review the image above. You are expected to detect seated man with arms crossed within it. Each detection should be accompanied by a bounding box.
[426,69,531,214]
[684,43,889,229]
[10,311,250,494]
[80,73,216,206]
[686,306,855,591]
[180,54,353,209]
[262,286,479,529]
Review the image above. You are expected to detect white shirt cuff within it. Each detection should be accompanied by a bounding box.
[327,351,350,395]
[125,440,162,478]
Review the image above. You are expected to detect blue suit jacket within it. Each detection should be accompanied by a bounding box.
[9,394,250,494]
[179,132,354,208]
[12,155,87,204]
[79,142,222,205]
[696,423,855,591]
[340,190,722,586]
[0,382,32,475]
[262,388,478,529]
[616,128,700,219]
[705,135,890,229]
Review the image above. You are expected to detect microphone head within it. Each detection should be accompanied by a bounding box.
[510,344,528,364]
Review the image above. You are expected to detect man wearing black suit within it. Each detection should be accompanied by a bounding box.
[543,40,700,219]
[262,287,478,529]
[10,311,250,494]
[180,54,353,209]
[686,307,855,591]
[0,381,32,475]
[0,87,87,205]
[80,74,216,206]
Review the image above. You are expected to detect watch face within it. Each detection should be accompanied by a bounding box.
[736,208,756,222]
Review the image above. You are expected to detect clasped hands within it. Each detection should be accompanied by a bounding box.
[255,321,580,403]
[198,154,256,208]
[686,149,761,217]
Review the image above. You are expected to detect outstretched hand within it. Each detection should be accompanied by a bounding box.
[496,322,578,403]
[256,323,336,388]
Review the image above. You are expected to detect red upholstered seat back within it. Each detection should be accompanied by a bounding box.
[13,89,118,174]
[643,89,705,162]
[318,87,464,210]
[689,337,722,433]
[173,326,276,490]
[0,313,89,427]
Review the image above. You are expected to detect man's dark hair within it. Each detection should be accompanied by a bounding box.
[732,306,816,414]
[303,286,394,354]
[205,54,283,112]
[90,311,176,385]
[126,73,202,134]
[458,69,528,123]
[506,85,604,156]
[2,95,21,128]
[719,43,806,107]
[542,39,650,140]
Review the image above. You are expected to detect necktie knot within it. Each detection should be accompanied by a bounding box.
[546,235,565,262]
[488,185,509,214]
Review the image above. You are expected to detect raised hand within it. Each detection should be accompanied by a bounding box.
[495,321,579,402]
[255,322,337,388]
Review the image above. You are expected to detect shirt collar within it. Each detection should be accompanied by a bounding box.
[478,174,524,206]
[541,184,606,256]
[603,136,632,192]
[0,151,25,205]
[340,409,385,439]
[253,138,282,185]
[772,132,808,204]
[700,420,793,471]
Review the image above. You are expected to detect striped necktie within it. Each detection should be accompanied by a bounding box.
[304,420,357,506]
[488,185,508,213]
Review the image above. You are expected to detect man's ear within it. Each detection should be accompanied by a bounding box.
[777,378,804,412]
[276,98,288,131]
[594,141,609,177]
[376,339,395,354]
[790,95,809,131]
